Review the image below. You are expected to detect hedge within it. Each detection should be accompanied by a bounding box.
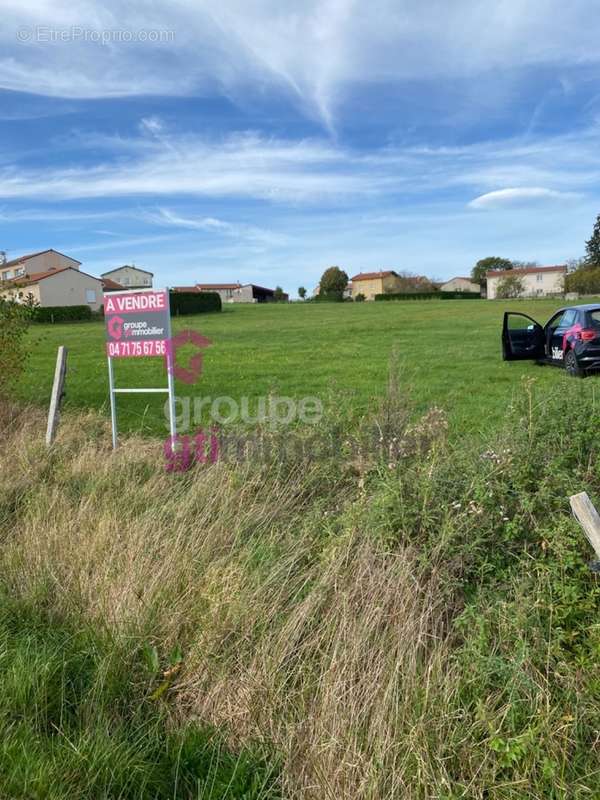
[169,291,222,315]
[374,291,481,301]
[35,305,93,323]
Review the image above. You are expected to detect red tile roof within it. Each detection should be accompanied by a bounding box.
[101,277,124,291]
[9,267,70,285]
[486,265,567,278]
[171,286,201,293]
[351,270,399,281]
[196,283,241,290]
[10,266,102,286]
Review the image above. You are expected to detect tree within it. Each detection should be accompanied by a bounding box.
[394,271,438,293]
[273,286,286,302]
[585,214,600,268]
[495,274,525,299]
[471,257,513,288]
[318,266,348,301]
[565,266,600,295]
[298,286,307,300]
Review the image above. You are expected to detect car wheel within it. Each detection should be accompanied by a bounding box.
[565,349,584,378]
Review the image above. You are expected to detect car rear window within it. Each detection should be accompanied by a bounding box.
[587,309,600,328]
[560,309,578,327]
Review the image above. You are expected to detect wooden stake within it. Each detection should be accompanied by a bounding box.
[46,346,68,446]
[569,491,600,561]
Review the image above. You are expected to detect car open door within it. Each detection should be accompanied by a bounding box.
[502,312,545,361]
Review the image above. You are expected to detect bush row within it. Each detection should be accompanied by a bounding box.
[35,305,93,323]
[374,291,481,301]
[169,291,222,315]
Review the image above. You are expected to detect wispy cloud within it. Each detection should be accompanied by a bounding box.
[147,208,288,246]
[1,125,599,208]
[469,187,580,209]
[3,2,600,129]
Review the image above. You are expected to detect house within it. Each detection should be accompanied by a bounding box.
[440,277,480,294]
[1,267,103,311]
[486,265,567,300]
[0,249,81,282]
[101,265,153,289]
[351,270,403,300]
[196,282,242,302]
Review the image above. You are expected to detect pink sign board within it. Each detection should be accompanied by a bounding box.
[104,289,172,358]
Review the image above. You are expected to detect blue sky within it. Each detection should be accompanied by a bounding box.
[2,1,600,295]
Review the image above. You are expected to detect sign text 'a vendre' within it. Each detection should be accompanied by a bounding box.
[105,288,171,357]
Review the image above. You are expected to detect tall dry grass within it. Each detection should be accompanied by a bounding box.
[2,384,600,798]
[0,404,466,799]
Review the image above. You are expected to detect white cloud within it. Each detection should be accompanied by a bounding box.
[0,125,599,207]
[469,187,579,209]
[3,1,600,128]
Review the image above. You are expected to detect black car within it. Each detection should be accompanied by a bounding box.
[502,304,600,377]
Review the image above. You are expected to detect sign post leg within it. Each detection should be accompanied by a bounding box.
[107,356,118,449]
[166,347,177,445]
[46,345,68,447]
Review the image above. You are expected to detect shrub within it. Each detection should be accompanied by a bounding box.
[354,293,366,302]
[375,291,480,300]
[0,299,33,398]
[35,305,93,323]
[169,291,222,315]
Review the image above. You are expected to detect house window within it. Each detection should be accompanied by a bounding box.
[1,271,9,280]
[85,289,96,304]
[536,274,543,282]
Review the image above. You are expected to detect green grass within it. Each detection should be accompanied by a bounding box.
[0,594,279,800]
[19,298,600,439]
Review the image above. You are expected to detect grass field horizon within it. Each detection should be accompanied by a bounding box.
[19,297,600,440]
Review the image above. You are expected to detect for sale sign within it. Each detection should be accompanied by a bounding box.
[105,289,171,358]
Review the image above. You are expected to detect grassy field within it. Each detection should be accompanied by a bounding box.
[3,381,600,798]
[5,297,600,798]
[18,297,600,438]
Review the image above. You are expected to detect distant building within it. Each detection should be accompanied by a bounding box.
[1,266,103,311]
[232,284,282,303]
[0,249,81,282]
[350,270,403,300]
[486,265,566,300]
[195,282,285,303]
[171,285,201,293]
[101,265,153,289]
[196,282,242,302]
[440,277,480,293]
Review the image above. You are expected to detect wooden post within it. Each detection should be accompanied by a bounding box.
[46,346,68,446]
[569,492,600,561]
